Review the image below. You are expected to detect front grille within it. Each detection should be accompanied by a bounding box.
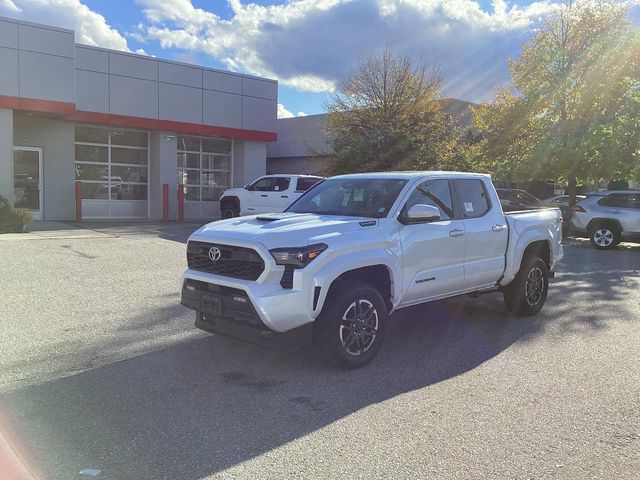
[187,241,265,280]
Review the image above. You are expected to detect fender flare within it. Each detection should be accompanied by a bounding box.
[586,218,623,234]
[502,232,552,286]
[311,251,400,317]
[219,196,240,212]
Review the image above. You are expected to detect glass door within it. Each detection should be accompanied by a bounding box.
[13,147,43,220]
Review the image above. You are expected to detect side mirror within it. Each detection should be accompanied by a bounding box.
[244,184,252,191]
[402,204,441,224]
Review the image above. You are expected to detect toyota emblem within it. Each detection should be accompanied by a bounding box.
[208,246,222,261]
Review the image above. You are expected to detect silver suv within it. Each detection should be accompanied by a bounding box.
[571,190,640,249]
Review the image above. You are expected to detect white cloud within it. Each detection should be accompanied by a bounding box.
[277,103,294,118]
[0,0,20,13]
[277,104,309,118]
[0,0,130,51]
[135,0,572,101]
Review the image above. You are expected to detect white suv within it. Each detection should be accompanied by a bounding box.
[571,190,640,249]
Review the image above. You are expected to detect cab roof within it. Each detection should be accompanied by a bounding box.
[330,171,491,180]
[586,189,640,196]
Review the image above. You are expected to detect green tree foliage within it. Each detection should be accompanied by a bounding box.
[471,0,640,204]
[324,50,463,174]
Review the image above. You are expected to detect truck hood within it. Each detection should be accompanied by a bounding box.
[189,212,378,248]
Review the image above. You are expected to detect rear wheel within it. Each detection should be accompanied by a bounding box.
[503,255,549,316]
[316,280,388,369]
[589,225,620,250]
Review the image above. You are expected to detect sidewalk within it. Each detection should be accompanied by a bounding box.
[0,221,115,241]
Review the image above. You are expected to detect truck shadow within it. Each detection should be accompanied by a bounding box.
[2,245,638,479]
[1,299,529,480]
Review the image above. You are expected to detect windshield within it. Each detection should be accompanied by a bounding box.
[286,178,408,218]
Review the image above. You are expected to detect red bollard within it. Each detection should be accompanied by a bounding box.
[75,181,82,223]
[162,183,169,222]
[177,184,185,222]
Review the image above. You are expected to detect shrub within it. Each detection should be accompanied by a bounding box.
[15,208,34,227]
[0,196,26,233]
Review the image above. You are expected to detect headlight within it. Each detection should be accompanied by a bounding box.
[269,243,327,268]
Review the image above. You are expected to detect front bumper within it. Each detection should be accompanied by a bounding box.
[181,277,313,350]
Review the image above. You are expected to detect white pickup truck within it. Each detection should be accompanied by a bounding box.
[218,174,323,218]
[182,171,563,368]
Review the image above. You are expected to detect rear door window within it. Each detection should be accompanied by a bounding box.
[598,194,634,208]
[296,177,322,192]
[453,179,491,218]
[273,177,290,192]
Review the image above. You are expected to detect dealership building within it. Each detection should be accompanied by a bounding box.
[0,16,277,221]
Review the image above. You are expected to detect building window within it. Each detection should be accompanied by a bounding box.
[177,136,232,202]
[74,127,149,200]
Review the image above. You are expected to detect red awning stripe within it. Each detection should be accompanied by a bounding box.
[0,95,277,141]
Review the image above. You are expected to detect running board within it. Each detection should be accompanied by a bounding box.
[468,289,499,298]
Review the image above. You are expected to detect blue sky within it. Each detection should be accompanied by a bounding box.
[1,1,638,118]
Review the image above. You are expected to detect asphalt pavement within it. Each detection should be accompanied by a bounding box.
[1,224,639,479]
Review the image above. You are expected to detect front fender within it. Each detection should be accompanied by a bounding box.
[310,248,401,317]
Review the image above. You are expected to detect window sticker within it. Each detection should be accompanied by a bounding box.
[353,189,365,202]
[378,207,386,213]
[464,201,474,213]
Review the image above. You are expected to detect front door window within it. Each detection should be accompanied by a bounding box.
[13,148,42,219]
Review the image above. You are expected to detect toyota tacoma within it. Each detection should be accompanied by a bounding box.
[181,172,563,368]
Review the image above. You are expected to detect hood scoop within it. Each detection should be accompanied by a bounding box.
[255,212,307,222]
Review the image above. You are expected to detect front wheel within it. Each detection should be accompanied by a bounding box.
[503,255,549,316]
[316,280,388,369]
[220,206,239,219]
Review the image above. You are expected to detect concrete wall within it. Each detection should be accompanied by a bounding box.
[233,140,267,188]
[149,132,177,220]
[0,18,75,103]
[75,44,277,133]
[13,115,74,220]
[267,156,333,176]
[0,109,13,204]
[0,16,277,136]
[266,114,330,159]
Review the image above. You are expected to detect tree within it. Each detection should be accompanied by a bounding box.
[471,0,640,205]
[324,50,462,174]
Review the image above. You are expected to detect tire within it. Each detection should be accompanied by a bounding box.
[316,280,388,369]
[589,224,620,250]
[503,255,549,316]
[220,206,239,219]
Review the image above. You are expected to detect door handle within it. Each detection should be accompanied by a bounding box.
[260,194,268,197]
[449,229,465,237]
[492,224,507,232]
[281,195,288,198]
[610,210,621,214]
